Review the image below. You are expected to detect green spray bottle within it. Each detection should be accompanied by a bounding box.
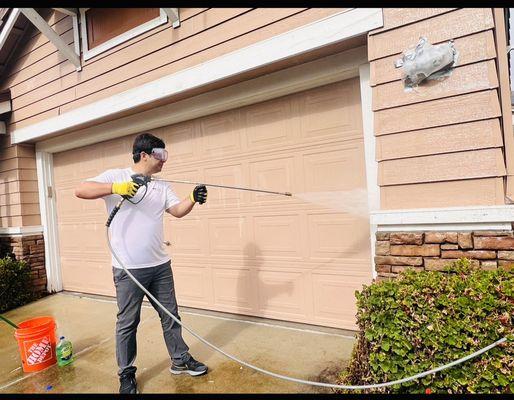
[56,336,73,367]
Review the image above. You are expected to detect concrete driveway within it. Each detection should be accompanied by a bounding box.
[0,292,356,394]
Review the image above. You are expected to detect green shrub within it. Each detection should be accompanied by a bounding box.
[338,258,514,394]
[0,256,35,313]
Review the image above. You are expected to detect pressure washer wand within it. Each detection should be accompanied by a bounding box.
[151,177,292,197]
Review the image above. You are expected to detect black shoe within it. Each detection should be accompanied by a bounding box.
[170,354,208,376]
[119,372,138,394]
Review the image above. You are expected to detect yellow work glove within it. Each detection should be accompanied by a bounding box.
[190,185,207,204]
[112,181,140,198]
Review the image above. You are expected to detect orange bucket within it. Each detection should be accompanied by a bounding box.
[14,316,57,373]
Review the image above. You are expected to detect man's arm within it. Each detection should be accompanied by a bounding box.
[75,180,140,200]
[166,185,207,218]
[166,197,195,218]
[75,181,113,200]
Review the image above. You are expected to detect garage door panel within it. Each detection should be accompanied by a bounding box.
[212,267,253,312]
[249,156,294,204]
[303,145,366,192]
[200,110,242,157]
[256,270,307,318]
[61,259,114,297]
[53,153,79,183]
[204,163,246,206]
[307,213,370,259]
[300,78,362,139]
[312,273,364,326]
[56,188,105,223]
[253,214,302,259]
[208,216,248,256]
[55,78,371,330]
[244,97,295,149]
[173,265,212,307]
[56,187,81,217]
[99,139,132,171]
[59,222,108,259]
[159,123,197,162]
[166,217,206,255]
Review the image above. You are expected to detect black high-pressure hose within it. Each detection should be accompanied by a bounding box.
[104,174,509,390]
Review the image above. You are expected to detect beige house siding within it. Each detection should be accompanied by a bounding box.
[368,8,508,210]
[0,137,39,228]
[2,8,348,131]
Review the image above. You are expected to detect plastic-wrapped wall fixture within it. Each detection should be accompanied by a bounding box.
[395,37,458,89]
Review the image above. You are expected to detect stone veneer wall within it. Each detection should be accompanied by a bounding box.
[0,234,47,297]
[375,230,514,280]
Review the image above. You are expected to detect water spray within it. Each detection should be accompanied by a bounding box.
[104,174,508,391]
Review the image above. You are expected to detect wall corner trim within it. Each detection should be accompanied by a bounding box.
[371,205,514,231]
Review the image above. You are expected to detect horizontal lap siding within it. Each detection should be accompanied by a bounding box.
[5,8,348,130]
[0,137,39,227]
[369,8,456,34]
[368,8,507,209]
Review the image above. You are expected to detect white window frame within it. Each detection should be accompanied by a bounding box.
[79,8,168,61]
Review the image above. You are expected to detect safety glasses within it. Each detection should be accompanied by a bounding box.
[150,148,168,162]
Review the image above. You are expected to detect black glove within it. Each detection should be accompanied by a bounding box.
[190,185,208,204]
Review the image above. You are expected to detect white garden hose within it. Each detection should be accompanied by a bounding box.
[105,227,509,390]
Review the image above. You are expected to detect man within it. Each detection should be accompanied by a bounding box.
[75,132,208,394]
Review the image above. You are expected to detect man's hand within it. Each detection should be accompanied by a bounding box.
[112,181,140,198]
[190,185,208,204]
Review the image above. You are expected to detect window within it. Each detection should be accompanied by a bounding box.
[80,8,167,60]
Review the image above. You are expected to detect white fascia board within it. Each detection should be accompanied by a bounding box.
[13,8,383,145]
[0,8,20,52]
[0,100,11,114]
[371,205,514,225]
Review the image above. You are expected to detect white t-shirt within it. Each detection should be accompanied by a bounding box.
[87,168,180,269]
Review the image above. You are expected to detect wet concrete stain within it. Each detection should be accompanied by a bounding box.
[307,360,349,394]
[1,293,355,394]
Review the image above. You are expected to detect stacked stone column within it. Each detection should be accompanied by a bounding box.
[0,234,47,296]
[375,231,514,280]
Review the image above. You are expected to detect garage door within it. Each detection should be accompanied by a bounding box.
[53,78,372,329]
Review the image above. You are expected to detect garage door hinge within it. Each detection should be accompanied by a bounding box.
[47,186,53,198]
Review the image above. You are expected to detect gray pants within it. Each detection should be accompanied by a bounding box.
[112,261,189,377]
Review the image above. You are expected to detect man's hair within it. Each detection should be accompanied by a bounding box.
[132,133,165,163]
